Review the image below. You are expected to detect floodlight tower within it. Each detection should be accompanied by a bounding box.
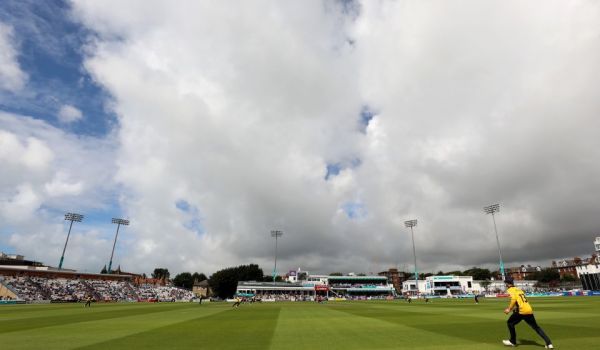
[404,219,418,293]
[59,212,84,269]
[271,230,283,282]
[108,218,130,274]
[484,203,505,281]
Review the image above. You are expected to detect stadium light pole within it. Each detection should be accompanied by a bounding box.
[108,218,130,274]
[484,203,505,281]
[59,212,84,269]
[271,230,283,282]
[404,219,418,294]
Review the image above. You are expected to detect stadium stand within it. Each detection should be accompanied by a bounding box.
[0,267,194,303]
[236,275,396,301]
[0,275,194,302]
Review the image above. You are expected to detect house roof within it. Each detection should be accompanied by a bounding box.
[194,280,209,287]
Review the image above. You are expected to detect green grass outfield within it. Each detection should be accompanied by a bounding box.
[1,297,599,349]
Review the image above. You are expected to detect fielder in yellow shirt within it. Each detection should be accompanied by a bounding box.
[502,277,554,348]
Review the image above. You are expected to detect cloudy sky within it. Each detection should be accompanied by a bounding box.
[1,0,599,276]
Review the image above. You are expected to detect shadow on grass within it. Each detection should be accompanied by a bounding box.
[518,339,545,347]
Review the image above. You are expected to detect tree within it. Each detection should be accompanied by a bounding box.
[259,275,282,282]
[462,267,492,280]
[445,270,463,276]
[209,264,265,299]
[561,274,577,282]
[152,268,170,280]
[100,265,107,274]
[532,268,560,283]
[173,272,194,289]
[192,272,207,282]
[329,272,343,276]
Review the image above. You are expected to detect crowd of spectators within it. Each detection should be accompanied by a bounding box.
[137,284,194,301]
[256,294,315,301]
[2,276,47,301]
[329,283,387,288]
[249,293,392,301]
[0,276,194,302]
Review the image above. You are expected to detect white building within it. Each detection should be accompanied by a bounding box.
[423,275,474,296]
[403,276,537,296]
[595,237,600,253]
[576,262,600,290]
[402,279,427,295]
[303,275,329,286]
[482,279,537,293]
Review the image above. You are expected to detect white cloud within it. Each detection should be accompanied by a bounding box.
[57,104,83,123]
[0,184,42,222]
[0,22,27,92]
[9,0,593,275]
[44,172,84,197]
[0,112,118,269]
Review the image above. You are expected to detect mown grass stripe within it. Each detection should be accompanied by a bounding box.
[0,303,228,350]
[0,302,195,334]
[328,301,502,346]
[75,304,282,350]
[0,298,598,349]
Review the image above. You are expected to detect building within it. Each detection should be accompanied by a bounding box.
[577,263,600,290]
[0,265,133,282]
[285,268,309,283]
[378,268,406,293]
[551,258,581,279]
[423,275,475,296]
[0,253,44,268]
[327,275,395,297]
[236,274,395,299]
[595,237,600,253]
[507,265,541,281]
[401,279,427,295]
[193,280,211,298]
[483,279,537,293]
[236,281,315,298]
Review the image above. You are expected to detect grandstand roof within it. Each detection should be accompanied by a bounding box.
[328,276,387,280]
[238,281,303,287]
[237,281,314,291]
[346,287,395,292]
[0,266,132,281]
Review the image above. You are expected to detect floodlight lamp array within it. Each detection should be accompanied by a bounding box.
[483,204,500,214]
[271,230,283,237]
[112,218,130,225]
[64,213,84,222]
[404,219,417,228]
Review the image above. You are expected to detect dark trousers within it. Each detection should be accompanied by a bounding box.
[507,312,552,346]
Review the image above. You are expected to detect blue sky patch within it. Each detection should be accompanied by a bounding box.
[325,163,342,180]
[175,200,191,212]
[359,105,376,133]
[175,200,205,235]
[342,201,367,220]
[0,0,115,137]
[325,157,362,181]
